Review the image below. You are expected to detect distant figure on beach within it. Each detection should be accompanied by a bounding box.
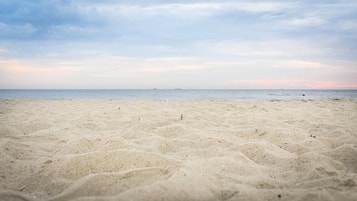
[302,93,306,96]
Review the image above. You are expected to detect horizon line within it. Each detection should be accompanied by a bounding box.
[1,88,357,90]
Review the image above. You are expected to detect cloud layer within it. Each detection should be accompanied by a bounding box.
[0,0,356,89]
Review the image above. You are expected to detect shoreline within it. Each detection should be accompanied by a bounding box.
[1,89,356,102]
[1,97,356,101]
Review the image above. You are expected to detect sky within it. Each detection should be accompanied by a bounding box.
[0,0,356,89]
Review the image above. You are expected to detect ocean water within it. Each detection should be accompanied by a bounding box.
[0,89,356,101]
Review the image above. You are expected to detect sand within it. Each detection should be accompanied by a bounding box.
[0,99,356,201]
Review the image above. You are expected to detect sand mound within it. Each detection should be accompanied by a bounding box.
[50,150,179,180]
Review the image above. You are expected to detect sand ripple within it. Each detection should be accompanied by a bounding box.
[0,99,356,201]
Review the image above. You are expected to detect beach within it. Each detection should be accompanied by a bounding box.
[0,99,356,201]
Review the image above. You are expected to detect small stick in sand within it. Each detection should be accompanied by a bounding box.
[181,114,183,120]
[18,185,26,191]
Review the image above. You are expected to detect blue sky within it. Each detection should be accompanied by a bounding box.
[0,0,356,89]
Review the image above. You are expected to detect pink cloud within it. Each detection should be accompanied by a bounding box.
[229,79,357,89]
[229,79,305,88]
[234,79,302,84]
[0,59,33,73]
[0,59,83,73]
[306,81,357,89]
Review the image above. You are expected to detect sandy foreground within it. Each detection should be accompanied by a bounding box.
[0,99,356,201]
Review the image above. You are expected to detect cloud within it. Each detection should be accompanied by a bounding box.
[1,0,355,47]
[0,59,83,73]
[231,79,304,84]
[1,0,356,89]
[339,20,357,30]
[139,65,202,73]
[0,55,205,75]
[287,16,326,26]
[0,22,37,36]
[274,60,328,69]
[0,58,86,88]
[76,2,294,18]
[192,39,335,59]
[47,24,100,39]
[306,81,357,89]
[89,56,205,74]
[229,79,304,88]
[228,79,357,89]
[0,48,8,54]
[0,0,85,40]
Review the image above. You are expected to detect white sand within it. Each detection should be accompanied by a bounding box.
[0,99,356,201]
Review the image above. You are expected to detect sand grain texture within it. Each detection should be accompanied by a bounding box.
[0,99,356,201]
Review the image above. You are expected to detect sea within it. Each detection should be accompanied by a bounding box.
[0,89,356,101]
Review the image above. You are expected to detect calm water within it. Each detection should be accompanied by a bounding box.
[0,89,356,101]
